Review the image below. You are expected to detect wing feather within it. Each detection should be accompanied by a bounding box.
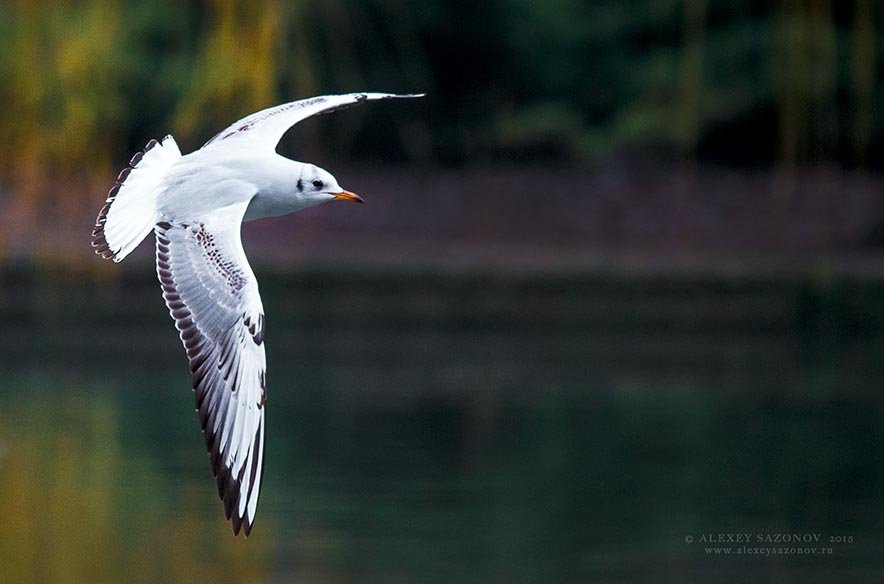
[202,92,424,151]
[155,202,266,536]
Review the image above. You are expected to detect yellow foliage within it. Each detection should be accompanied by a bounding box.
[0,0,126,266]
[174,0,282,142]
[0,392,271,583]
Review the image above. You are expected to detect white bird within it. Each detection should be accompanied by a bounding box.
[91,93,423,536]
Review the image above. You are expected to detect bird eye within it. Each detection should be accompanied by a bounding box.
[312,180,323,189]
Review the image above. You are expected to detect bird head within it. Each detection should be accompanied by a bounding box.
[296,164,363,205]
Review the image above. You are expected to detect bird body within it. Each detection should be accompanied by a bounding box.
[159,150,300,220]
[92,93,423,536]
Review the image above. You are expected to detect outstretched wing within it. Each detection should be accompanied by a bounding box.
[202,92,424,151]
[155,202,266,536]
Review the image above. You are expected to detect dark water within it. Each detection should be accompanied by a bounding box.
[2,267,884,582]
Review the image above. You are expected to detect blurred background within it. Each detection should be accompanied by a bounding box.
[2,0,884,582]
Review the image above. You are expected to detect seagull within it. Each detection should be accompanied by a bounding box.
[91,93,423,536]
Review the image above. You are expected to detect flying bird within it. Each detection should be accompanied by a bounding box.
[91,93,423,536]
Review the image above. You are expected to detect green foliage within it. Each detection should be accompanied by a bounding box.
[0,0,882,212]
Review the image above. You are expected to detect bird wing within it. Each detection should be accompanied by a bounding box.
[202,92,424,151]
[155,201,266,536]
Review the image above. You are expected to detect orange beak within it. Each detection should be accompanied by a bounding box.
[333,190,364,204]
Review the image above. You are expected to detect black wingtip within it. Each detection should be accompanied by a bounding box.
[229,510,255,537]
[231,510,243,536]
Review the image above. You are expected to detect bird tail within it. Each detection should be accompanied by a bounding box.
[92,135,181,262]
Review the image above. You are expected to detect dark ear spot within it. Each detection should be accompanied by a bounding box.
[296,178,303,191]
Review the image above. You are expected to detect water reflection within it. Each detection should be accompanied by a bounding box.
[2,272,884,582]
[0,387,269,584]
